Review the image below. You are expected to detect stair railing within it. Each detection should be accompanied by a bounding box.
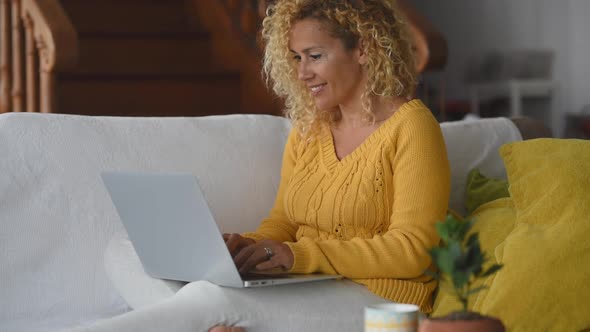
[0,0,77,113]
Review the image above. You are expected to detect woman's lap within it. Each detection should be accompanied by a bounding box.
[72,279,389,332]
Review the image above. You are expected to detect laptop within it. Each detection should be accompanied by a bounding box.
[101,171,341,288]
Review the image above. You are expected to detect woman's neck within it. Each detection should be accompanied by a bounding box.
[335,96,409,129]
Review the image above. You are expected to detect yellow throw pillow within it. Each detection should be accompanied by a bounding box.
[472,139,590,331]
[431,198,516,317]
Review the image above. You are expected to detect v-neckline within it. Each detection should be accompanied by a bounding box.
[319,99,421,171]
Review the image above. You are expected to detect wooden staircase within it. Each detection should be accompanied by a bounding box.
[57,0,243,116]
[0,0,447,117]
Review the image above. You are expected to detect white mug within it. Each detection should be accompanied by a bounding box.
[364,303,419,332]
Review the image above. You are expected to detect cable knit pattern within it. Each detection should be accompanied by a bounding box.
[243,100,450,312]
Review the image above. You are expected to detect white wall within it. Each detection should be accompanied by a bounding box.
[569,0,590,113]
[412,0,588,135]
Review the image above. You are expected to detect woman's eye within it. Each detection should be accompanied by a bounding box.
[310,54,322,60]
[293,55,302,62]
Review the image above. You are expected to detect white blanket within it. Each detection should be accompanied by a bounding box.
[0,113,290,332]
[71,279,388,332]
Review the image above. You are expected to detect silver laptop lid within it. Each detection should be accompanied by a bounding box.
[101,171,243,287]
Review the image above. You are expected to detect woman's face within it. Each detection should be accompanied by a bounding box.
[289,18,367,112]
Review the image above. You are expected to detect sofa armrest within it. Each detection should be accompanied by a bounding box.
[510,117,553,139]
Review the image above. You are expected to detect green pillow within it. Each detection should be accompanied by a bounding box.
[465,169,510,214]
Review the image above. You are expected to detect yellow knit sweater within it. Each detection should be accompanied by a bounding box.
[244,100,450,312]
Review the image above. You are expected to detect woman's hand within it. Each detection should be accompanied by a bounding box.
[223,233,256,257]
[232,239,294,274]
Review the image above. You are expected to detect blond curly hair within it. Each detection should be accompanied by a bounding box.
[261,0,417,137]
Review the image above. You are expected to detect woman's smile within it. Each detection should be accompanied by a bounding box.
[309,83,327,96]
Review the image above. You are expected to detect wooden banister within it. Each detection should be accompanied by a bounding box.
[0,0,77,113]
[0,0,11,112]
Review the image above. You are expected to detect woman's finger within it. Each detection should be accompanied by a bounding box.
[258,241,294,271]
[238,246,271,274]
[233,244,256,268]
[255,257,282,271]
[225,234,250,257]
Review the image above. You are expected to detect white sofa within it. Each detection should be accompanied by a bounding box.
[0,112,522,331]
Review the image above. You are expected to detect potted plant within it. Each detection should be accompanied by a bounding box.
[419,214,505,332]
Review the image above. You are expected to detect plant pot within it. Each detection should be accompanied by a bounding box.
[419,313,505,332]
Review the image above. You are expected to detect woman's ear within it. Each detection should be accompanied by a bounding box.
[357,39,368,65]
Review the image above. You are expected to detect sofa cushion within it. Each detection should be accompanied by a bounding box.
[431,197,516,316]
[472,138,590,331]
[464,169,510,214]
[0,113,290,331]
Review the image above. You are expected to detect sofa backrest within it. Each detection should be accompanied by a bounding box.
[440,117,522,215]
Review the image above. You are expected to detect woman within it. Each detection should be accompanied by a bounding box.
[227,0,449,305]
[80,1,450,331]
[222,0,449,330]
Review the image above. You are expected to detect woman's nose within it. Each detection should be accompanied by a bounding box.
[298,61,313,81]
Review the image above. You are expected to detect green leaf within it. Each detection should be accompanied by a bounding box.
[481,264,503,277]
[458,219,475,240]
[436,221,450,244]
[464,240,483,271]
[429,213,500,301]
[447,218,464,241]
[434,247,454,275]
[451,271,469,289]
[429,247,441,261]
[448,241,462,261]
[466,232,479,247]
[474,254,492,277]
[424,268,440,280]
[466,285,487,296]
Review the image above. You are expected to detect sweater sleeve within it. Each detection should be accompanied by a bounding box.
[242,129,300,242]
[286,111,451,278]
